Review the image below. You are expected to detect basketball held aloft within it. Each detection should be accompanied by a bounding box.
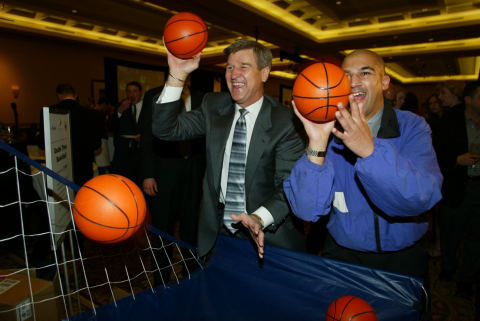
[293,62,351,123]
[164,12,208,59]
[73,174,146,244]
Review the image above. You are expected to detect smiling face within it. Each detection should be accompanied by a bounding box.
[342,50,390,120]
[225,49,270,108]
[126,85,142,105]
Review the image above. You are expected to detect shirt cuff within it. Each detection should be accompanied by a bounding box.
[156,86,183,104]
[253,206,274,229]
[117,111,122,118]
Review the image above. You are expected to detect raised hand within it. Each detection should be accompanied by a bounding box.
[292,100,335,164]
[164,37,202,86]
[332,94,374,158]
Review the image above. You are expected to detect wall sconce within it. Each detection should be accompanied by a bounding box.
[12,85,20,98]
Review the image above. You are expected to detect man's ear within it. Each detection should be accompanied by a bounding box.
[261,67,270,83]
[382,75,390,91]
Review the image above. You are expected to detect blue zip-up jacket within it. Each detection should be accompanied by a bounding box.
[284,103,443,252]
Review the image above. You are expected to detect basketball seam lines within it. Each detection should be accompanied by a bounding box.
[325,63,330,122]
[107,174,140,239]
[164,19,208,56]
[298,66,346,90]
[293,93,350,99]
[73,205,143,230]
[348,311,376,320]
[340,297,357,321]
[164,30,207,45]
[164,18,205,30]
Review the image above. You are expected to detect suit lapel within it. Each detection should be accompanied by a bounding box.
[211,103,235,195]
[245,97,272,197]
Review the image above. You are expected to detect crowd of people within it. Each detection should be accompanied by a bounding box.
[7,39,478,320]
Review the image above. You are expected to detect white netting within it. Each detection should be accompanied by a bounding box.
[0,142,202,320]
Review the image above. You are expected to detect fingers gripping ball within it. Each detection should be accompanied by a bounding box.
[293,62,351,122]
[73,175,146,244]
[326,296,378,321]
[164,12,208,59]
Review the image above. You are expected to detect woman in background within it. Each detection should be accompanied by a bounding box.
[395,86,407,110]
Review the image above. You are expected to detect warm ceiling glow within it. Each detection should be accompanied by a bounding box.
[270,71,298,79]
[230,0,480,45]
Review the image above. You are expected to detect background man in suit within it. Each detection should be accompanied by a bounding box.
[141,78,206,284]
[434,81,480,297]
[107,81,144,186]
[37,83,102,256]
[38,83,101,187]
[152,39,306,259]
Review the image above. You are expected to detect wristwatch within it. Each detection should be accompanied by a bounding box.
[305,147,326,157]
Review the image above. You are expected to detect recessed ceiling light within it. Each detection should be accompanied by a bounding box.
[72,9,77,13]
[429,38,433,41]
[356,18,361,21]
[389,57,393,59]
[316,15,321,18]
[336,1,341,4]
[422,8,428,11]
[393,36,398,39]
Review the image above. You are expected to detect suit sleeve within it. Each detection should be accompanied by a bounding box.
[262,118,305,230]
[152,93,207,141]
[140,90,156,180]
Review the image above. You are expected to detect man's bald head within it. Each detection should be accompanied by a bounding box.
[343,49,385,76]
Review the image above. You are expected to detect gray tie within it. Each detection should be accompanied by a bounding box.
[223,109,248,233]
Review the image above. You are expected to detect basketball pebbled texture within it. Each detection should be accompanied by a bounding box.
[326,296,378,321]
[293,62,351,122]
[164,12,208,59]
[73,174,146,244]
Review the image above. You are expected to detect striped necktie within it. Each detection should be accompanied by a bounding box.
[223,108,248,233]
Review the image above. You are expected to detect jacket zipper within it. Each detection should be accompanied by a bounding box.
[374,212,382,253]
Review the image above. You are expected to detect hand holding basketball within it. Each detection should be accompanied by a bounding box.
[292,100,335,151]
[332,94,374,159]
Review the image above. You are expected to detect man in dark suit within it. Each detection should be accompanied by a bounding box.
[38,84,101,187]
[141,79,206,284]
[152,39,306,259]
[434,81,480,298]
[107,81,145,187]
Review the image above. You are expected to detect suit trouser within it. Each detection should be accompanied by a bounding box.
[439,180,480,283]
[151,153,206,284]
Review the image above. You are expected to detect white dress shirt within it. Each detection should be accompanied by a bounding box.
[158,86,274,229]
[118,100,143,121]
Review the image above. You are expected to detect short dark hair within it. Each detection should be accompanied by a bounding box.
[56,84,75,95]
[97,96,110,105]
[126,81,142,92]
[463,81,480,100]
[224,39,272,70]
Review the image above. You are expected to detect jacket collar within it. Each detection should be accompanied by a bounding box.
[333,97,400,144]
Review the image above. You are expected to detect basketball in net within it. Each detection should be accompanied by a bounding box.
[293,62,351,122]
[73,175,146,244]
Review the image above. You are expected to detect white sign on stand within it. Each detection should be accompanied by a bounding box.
[43,107,74,249]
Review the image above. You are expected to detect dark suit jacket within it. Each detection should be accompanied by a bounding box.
[152,92,306,257]
[433,103,468,208]
[107,100,147,168]
[140,86,206,180]
[38,99,102,187]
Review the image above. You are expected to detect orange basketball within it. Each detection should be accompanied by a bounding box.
[164,12,208,59]
[293,62,351,122]
[73,174,146,244]
[326,296,378,321]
